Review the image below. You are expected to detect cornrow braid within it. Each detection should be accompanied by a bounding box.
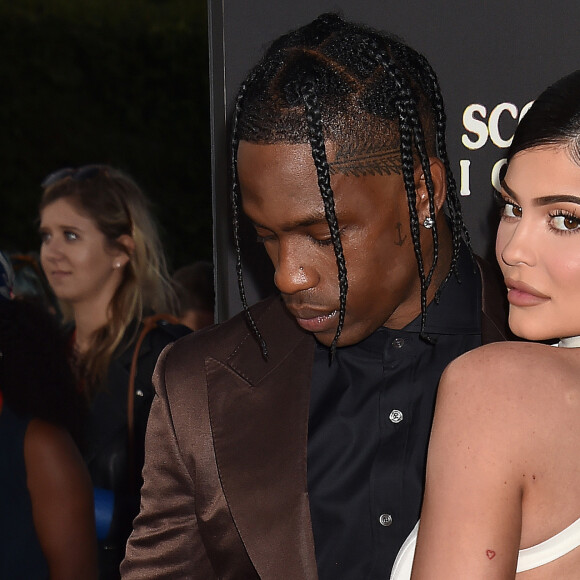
[365,39,438,339]
[230,13,471,352]
[416,54,473,297]
[300,80,348,356]
[231,68,269,359]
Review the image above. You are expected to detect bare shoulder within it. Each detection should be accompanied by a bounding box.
[24,419,88,486]
[437,340,580,439]
[25,419,79,457]
[445,339,555,370]
[441,340,567,395]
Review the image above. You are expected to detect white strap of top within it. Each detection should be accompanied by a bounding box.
[390,517,580,577]
[556,335,580,348]
[517,516,580,572]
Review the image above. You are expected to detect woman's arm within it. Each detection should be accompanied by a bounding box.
[25,419,98,580]
[411,345,525,579]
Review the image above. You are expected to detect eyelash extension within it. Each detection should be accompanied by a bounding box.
[494,191,521,220]
[548,209,580,234]
[493,189,507,208]
[493,190,519,210]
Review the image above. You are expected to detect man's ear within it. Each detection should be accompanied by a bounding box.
[414,158,447,220]
[114,234,136,268]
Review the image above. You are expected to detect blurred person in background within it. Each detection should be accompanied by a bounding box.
[0,297,98,579]
[171,260,215,331]
[9,251,61,317]
[0,251,14,301]
[38,165,190,579]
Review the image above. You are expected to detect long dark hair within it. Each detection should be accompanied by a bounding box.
[231,13,469,356]
[508,69,580,164]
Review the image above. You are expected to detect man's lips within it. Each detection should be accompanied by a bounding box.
[505,279,550,307]
[285,306,339,333]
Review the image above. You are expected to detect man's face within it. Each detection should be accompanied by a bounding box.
[238,141,427,347]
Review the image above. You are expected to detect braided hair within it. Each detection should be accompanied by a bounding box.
[231,13,470,356]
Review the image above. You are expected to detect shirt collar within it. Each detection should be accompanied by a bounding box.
[315,242,483,358]
[403,242,481,335]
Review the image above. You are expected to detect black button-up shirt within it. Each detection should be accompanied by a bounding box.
[308,246,482,578]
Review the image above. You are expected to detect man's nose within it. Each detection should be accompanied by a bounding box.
[273,244,317,295]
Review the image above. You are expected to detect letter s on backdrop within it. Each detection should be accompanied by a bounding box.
[462,104,488,150]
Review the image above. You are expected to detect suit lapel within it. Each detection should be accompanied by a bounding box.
[475,256,513,343]
[206,298,318,579]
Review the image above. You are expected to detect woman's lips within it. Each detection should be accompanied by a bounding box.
[505,279,550,307]
[48,270,72,282]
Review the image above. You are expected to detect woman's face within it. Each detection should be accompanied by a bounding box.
[39,197,127,310]
[496,146,580,341]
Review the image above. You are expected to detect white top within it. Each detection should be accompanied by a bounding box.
[557,335,580,348]
[390,516,580,578]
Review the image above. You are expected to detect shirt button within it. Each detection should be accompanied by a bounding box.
[379,513,393,527]
[389,409,404,423]
[136,389,144,397]
[392,338,405,349]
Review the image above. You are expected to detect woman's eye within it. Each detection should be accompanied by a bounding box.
[501,202,522,219]
[39,231,50,243]
[551,214,580,231]
[64,231,79,241]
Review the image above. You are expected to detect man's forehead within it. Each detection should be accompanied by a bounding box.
[237,138,402,179]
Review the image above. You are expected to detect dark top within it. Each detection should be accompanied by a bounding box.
[84,319,190,579]
[308,246,482,578]
[0,405,49,579]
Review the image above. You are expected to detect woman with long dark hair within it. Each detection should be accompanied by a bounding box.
[392,70,580,578]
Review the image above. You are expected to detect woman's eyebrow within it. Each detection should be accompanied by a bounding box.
[501,179,580,206]
[500,179,519,202]
[533,194,580,207]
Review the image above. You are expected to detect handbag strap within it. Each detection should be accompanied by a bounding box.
[127,313,180,493]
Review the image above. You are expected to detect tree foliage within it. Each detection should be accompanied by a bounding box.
[0,0,211,269]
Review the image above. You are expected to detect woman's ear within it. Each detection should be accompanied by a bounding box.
[113,234,135,268]
[414,158,447,220]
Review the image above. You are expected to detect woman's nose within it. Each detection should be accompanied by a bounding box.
[41,237,63,262]
[497,221,535,268]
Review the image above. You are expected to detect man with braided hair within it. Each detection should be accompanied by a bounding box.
[122,13,510,579]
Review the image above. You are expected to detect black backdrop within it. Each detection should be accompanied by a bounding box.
[209,0,580,321]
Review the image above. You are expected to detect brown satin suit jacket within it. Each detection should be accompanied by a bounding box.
[121,257,510,580]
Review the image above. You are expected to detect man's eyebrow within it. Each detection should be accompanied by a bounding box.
[501,179,580,206]
[250,214,329,232]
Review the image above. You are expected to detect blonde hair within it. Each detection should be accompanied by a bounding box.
[40,165,177,394]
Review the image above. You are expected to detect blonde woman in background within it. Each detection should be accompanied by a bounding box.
[39,165,190,579]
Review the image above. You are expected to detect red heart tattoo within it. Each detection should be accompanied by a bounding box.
[486,550,496,560]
